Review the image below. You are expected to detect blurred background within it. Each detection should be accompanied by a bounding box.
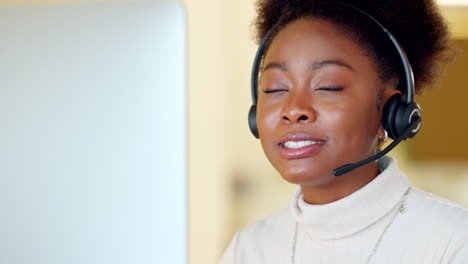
[183,1,468,264]
[1,0,467,264]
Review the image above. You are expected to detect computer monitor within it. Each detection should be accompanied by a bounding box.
[0,0,186,263]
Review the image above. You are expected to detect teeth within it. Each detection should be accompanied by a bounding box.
[283,140,322,149]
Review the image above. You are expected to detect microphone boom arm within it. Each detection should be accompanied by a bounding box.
[333,117,421,176]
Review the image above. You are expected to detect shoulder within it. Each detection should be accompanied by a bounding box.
[407,187,468,226]
[404,187,468,260]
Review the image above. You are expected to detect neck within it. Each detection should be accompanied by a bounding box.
[300,162,380,205]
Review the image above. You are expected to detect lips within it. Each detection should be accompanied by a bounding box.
[278,133,326,159]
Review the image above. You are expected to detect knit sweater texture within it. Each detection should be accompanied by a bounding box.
[219,157,468,264]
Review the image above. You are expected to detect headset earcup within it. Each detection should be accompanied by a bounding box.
[249,105,259,138]
[382,94,402,140]
[383,94,422,140]
[395,102,422,139]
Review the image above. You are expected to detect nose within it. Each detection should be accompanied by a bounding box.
[281,93,317,124]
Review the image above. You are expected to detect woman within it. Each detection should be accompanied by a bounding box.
[220,0,468,263]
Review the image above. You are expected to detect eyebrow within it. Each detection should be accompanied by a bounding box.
[262,60,355,73]
[262,62,288,72]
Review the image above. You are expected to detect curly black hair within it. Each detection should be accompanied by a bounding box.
[254,0,453,94]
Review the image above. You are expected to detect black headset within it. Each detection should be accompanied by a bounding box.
[248,2,422,176]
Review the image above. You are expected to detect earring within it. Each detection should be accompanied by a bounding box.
[378,129,388,142]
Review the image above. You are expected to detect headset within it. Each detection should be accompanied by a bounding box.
[248,2,422,176]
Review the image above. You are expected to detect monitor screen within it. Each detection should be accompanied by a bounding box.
[0,0,187,263]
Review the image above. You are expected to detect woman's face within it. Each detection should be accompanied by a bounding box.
[257,18,395,186]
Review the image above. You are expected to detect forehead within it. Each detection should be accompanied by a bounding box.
[264,18,374,70]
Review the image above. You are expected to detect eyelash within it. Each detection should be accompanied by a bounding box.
[263,89,288,94]
[316,87,343,92]
[262,87,343,94]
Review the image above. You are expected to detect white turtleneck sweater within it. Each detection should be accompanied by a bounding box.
[219,157,468,264]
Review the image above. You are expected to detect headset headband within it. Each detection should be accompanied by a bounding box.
[250,2,415,106]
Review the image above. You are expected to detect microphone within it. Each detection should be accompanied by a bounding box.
[333,117,421,177]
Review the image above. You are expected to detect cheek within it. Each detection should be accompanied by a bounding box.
[323,99,381,147]
[256,103,284,164]
[256,102,280,136]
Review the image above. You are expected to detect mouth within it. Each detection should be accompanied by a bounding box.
[278,134,326,159]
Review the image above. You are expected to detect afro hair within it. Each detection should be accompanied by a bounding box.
[254,0,453,93]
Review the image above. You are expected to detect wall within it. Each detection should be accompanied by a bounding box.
[180,0,237,263]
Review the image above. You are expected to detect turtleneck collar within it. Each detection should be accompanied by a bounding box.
[290,156,410,240]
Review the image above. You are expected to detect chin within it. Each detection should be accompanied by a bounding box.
[279,165,337,186]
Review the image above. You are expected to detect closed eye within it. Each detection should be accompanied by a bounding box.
[316,87,343,92]
[263,89,289,94]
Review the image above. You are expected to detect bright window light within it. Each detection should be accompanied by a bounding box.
[438,0,468,6]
